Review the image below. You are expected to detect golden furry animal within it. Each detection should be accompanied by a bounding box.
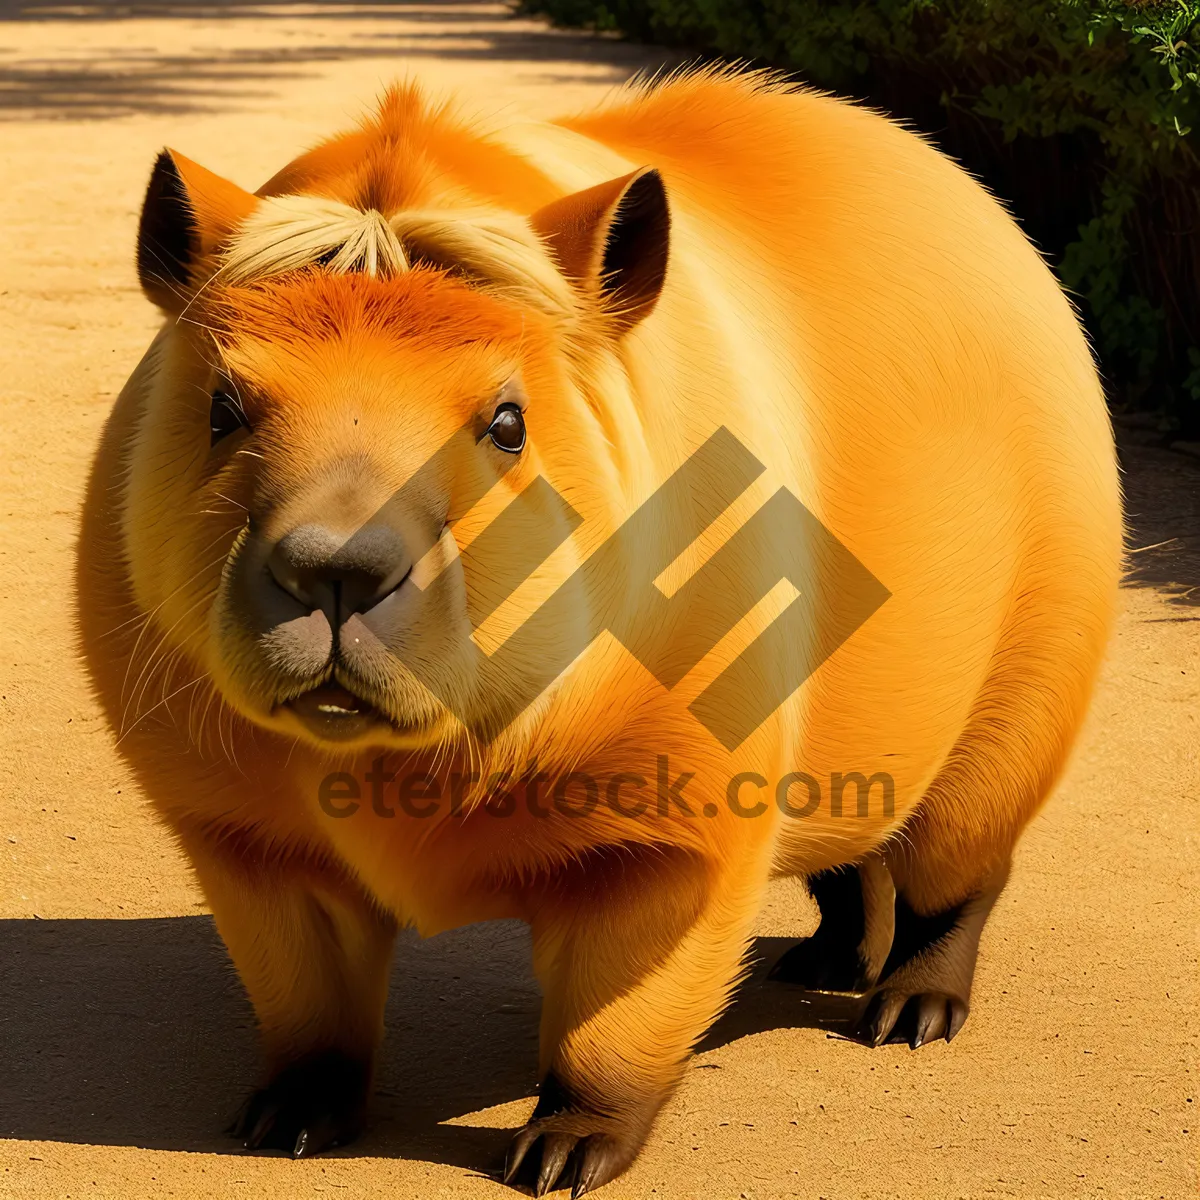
[77,68,1121,1195]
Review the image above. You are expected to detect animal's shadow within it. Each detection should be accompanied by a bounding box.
[0,916,865,1171]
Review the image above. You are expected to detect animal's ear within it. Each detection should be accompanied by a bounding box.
[137,149,258,311]
[530,167,669,333]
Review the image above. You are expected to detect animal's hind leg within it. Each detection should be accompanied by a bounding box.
[768,854,895,993]
[857,694,1037,1049]
[858,846,1009,1049]
[859,560,1112,1049]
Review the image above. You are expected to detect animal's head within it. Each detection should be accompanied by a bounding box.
[120,137,670,758]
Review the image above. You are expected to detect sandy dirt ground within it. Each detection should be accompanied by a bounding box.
[0,2,1197,1197]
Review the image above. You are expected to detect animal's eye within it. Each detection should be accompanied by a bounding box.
[485,403,526,454]
[210,389,250,446]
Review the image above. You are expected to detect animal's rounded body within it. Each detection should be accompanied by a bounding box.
[77,69,1120,1191]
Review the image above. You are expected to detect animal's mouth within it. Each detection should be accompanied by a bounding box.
[284,680,389,743]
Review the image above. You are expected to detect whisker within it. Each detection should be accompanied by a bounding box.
[118,552,232,733]
[116,673,207,746]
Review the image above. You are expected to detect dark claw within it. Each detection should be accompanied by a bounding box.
[571,1132,604,1200]
[535,1132,575,1195]
[572,1134,623,1197]
[947,998,968,1042]
[911,994,948,1048]
[858,989,907,1047]
[503,1123,540,1185]
[294,1112,343,1159]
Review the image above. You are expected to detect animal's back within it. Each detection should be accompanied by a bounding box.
[541,71,1123,886]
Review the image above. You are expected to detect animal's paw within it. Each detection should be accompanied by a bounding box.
[768,933,873,993]
[854,887,991,1049]
[231,1050,370,1157]
[856,987,967,1049]
[502,1075,655,1196]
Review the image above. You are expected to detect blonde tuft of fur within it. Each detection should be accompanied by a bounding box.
[391,208,575,317]
[217,195,410,283]
[215,194,576,319]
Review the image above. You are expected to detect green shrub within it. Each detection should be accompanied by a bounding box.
[522,0,1200,432]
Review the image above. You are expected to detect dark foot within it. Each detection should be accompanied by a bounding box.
[855,868,1006,1049]
[231,1050,370,1158]
[502,1074,655,1197]
[857,985,968,1048]
[768,859,895,994]
[768,927,873,992]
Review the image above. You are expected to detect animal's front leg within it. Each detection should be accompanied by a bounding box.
[180,829,396,1157]
[508,843,765,1196]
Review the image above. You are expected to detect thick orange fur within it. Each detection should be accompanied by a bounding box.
[77,70,1121,1186]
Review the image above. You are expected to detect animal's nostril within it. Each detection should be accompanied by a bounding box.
[267,523,411,618]
[267,545,312,607]
[267,525,337,607]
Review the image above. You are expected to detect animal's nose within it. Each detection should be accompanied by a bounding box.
[268,523,411,620]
